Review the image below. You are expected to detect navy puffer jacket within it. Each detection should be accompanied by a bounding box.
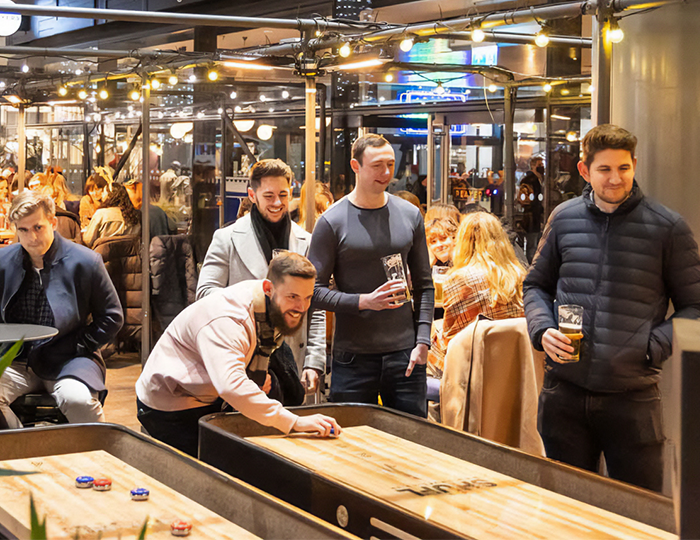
[524,181,700,392]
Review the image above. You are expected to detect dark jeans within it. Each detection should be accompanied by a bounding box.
[137,398,223,458]
[538,374,664,492]
[330,348,427,418]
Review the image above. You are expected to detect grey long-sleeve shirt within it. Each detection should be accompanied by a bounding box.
[309,195,434,354]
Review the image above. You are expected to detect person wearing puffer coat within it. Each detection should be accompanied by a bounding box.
[524,124,700,493]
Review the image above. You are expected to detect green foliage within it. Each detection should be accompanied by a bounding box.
[29,494,47,540]
[0,339,23,380]
[138,517,149,539]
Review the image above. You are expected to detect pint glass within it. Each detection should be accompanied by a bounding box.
[381,253,411,305]
[558,304,584,362]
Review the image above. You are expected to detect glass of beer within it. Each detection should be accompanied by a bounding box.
[381,253,411,305]
[558,304,584,362]
[432,266,449,308]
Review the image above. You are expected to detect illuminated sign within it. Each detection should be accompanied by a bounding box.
[399,91,468,104]
[0,1,22,37]
[472,44,499,66]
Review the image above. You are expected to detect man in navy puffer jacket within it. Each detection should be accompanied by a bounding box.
[524,124,700,491]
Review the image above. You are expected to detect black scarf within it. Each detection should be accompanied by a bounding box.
[249,204,291,264]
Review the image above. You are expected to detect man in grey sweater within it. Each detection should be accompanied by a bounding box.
[308,134,434,417]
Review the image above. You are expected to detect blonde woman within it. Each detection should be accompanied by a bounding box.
[429,212,525,372]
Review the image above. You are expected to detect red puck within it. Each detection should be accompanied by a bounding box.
[170,520,192,536]
[92,478,112,491]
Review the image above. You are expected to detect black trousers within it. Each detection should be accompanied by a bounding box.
[538,374,664,492]
[137,398,224,458]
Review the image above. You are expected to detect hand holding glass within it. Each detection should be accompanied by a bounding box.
[381,254,411,305]
[558,304,584,362]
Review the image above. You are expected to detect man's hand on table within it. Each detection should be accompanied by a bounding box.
[293,414,342,438]
[405,343,428,377]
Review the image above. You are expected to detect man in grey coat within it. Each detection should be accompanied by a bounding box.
[196,159,326,393]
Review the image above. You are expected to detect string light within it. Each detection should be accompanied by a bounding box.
[21,64,29,73]
[535,29,550,48]
[188,74,197,83]
[471,26,485,43]
[207,69,219,81]
[168,74,178,85]
[98,88,109,100]
[339,43,352,58]
[543,83,552,92]
[385,73,394,82]
[435,82,446,95]
[129,88,141,101]
[78,89,88,100]
[58,86,68,97]
[608,19,624,43]
[488,84,498,93]
[282,90,290,99]
[399,37,414,52]
[151,79,161,90]
[230,90,237,99]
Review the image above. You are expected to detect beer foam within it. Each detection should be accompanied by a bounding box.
[559,323,582,332]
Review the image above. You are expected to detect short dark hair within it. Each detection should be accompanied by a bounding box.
[85,172,108,195]
[351,134,390,165]
[581,124,637,168]
[267,251,317,285]
[248,159,292,192]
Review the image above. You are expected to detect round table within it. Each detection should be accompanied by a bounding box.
[0,324,58,344]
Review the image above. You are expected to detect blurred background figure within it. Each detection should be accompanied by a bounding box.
[425,217,459,268]
[296,181,334,228]
[394,190,424,217]
[425,203,461,224]
[83,183,140,248]
[80,172,109,229]
[48,171,79,212]
[429,212,526,374]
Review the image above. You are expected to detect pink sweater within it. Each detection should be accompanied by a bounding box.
[135,280,298,434]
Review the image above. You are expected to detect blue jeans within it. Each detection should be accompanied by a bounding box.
[538,374,664,492]
[330,348,427,418]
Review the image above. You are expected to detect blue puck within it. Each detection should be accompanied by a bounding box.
[130,487,150,501]
[75,476,94,488]
[330,427,335,435]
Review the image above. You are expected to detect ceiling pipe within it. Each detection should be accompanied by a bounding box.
[0,45,188,59]
[0,4,373,31]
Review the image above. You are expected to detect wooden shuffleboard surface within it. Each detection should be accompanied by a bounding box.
[0,450,259,539]
[247,426,675,540]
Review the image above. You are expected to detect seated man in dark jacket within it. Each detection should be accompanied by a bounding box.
[524,124,700,492]
[0,191,123,428]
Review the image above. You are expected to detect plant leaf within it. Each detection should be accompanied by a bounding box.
[29,493,47,540]
[137,517,149,540]
[0,339,24,380]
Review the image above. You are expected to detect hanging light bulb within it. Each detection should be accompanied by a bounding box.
[399,37,414,52]
[566,131,578,142]
[129,88,141,101]
[543,83,553,92]
[282,90,290,99]
[535,29,550,48]
[339,43,352,58]
[21,64,29,73]
[608,19,624,43]
[435,82,446,95]
[58,86,68,97]
[488,84,498,93]
[259,94,267,102]
[78,89,88,100]
[230,90,238,99]
[207,69,219,81]
[98,88,109,100]
[188,74,197,83]
[471,27,485,43]
[384,73,394,82]
[151,78,161,90]
[168,74,178,85]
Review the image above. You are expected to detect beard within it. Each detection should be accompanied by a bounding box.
[268,295,305,336]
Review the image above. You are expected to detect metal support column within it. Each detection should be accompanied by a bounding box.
[304,77,317,233]
[220,110,226,228]
[318,83,327,184]
[17,104,25,191]
[140,76,151,365]
[83,105,90,183]
[592,15,612,125]
[441,123,450,205]
[544,100,553,219]
[504,86,516,226]
[98,122,106,167]
[426,114,434,209]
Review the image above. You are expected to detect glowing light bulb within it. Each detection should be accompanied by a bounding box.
[339,43,352,58]
[535,31,550,48]
[384,73,394,82]
[566,131,578,142]
[78,89,88,100]
[208,70,219,81]
[98,89,109,100]
[168,74,178,85]
[188,74,197,83]
[399,37,414,52]
[543,83,552,92]
[58,86,68,97]
[282,90,290,99]
[21,64,29,73]
[608,24,624,43]
[129,89,141,101]
[230,90,238,99]
[471,28,485,43]
[435,83,445,95]
[488,84,498,93]
[151,79,161,90]
[259,94,267,102]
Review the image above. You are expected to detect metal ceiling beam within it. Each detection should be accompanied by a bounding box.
[0,45,186,59]
[0,4,372,32]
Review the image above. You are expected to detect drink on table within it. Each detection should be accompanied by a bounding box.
[557,304,584,363]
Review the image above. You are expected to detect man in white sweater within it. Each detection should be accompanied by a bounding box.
[136,252,341,456]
